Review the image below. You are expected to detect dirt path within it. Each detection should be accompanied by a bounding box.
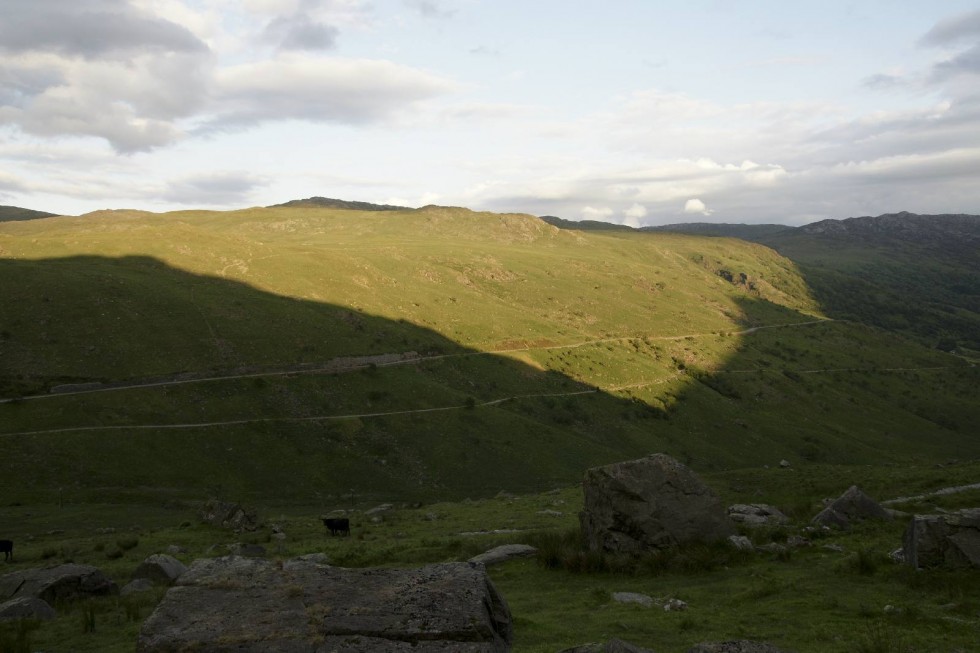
[0,318,834,405]
[883,483,980,506]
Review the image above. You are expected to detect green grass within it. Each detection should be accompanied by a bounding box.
[2,474,979,652]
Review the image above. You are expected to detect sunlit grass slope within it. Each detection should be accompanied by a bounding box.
[0,206,976,504]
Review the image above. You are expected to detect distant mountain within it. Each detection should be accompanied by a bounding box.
[794,212,980,259]
[271,197,410,211]
[539,215,634,231]
[642,222,792,240]
[545,210,980,353]
[758,213,980,353]
[0,205,58,222]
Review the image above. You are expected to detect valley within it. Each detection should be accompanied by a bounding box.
[0,204,978,651]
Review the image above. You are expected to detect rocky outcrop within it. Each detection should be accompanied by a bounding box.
[811,486,890,530]
[137,556,512,652]
[903,508,980,569]
[580,454,734,554]
[0,597,56,622]
[132,554,187,585]
[200,499,258,531]
[728,504,789,527]
[0,564,117,604]
[468,544,537,567]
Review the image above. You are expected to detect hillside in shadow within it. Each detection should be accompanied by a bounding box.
[1,254,978,508]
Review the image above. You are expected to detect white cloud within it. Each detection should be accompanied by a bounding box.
[622,202,646,228]
[206,56,456,129]
[581,205,613,221]
[163,170,268,205]
[683,198,713,216]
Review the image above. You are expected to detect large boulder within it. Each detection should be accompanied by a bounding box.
[0,564,117,604]
[200,499,258,532]
[811,486,890,530]
[580,454,734,554]
[0,597,56,622]
[903,508,980,569]
[137,556,512,652]
[132,554,187,585]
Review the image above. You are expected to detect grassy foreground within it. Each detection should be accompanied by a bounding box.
[2,461,980,652]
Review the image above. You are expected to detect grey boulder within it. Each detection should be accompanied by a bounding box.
[811,486,890,530]
[0,564,117,604]
[728,504,789,527]
[137,556,512,652]
[132,554,187,585]
[580,454,734,554]
[0,597,56,622]
[903,508,980,569]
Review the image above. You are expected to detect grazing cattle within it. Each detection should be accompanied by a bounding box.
[0,539,11,561]
[322,518,351,537]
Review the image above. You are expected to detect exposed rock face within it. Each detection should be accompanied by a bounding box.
[200,499,258,531]
[811,486,890,530]
[580,454,734,553]
[903,509,980,569]
[468,544,537,567]
[0,597,56,622]
[137,556,512,652]
[132,554,187,585]
[0,564,117,604]
[728,504,789,527]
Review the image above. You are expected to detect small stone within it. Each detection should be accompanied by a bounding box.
[663,598,688,611]
[611,592,654,608]
[120,579,155,596]
[779,460,791,468]
[727,535,754,551]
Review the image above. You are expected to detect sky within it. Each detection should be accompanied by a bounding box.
[1,0,979,226]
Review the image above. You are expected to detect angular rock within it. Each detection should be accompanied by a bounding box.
[0,597,56,622]
[728,504,789,527]
[903,508,980,569]
[365,503,394,515]
[811,486,890,530]
[727,535,754,551]
[687,642,789,653]
[469,544,538,567]
[0,564,118,604]
[137,556,512,652]
[132,554,187,585]
[580,454,735,554]
[200,499,258,532]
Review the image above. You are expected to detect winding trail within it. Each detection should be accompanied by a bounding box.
[0,317,969,438]
[0,318,833,406]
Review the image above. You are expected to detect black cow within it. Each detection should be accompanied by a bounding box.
[322,518,350,536]
[0,539,11,561]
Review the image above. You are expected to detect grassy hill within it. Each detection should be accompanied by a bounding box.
[2,204,980,652]
[1,206,976,507]
[0,204,58,222]
[647,213,980,355]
